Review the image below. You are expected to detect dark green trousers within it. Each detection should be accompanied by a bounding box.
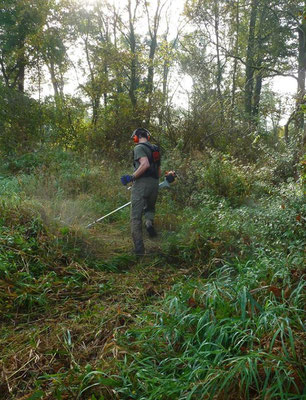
[130,177,159,254]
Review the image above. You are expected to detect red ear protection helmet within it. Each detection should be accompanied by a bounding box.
[131,128,150,143]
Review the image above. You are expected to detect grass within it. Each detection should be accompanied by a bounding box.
[1,257,181,399]
[112,260,304,399]
[0,150,305,399]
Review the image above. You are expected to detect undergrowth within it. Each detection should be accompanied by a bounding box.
[0,150,305,399]
[114,259,304,399]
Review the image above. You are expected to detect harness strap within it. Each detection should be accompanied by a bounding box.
[134,143,160,178]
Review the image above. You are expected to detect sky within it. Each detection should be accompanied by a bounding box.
[272,76,297,97]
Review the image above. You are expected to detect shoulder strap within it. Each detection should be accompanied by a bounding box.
[134,143,160,178]
[138,142,159,157]
[134,143,151,161]
[138,142,155,152]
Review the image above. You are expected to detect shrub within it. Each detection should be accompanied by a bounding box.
[0,85,43,155]
[201,153,250,206]
[166,150,251,207]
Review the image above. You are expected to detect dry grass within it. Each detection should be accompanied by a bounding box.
[0,259,186,399]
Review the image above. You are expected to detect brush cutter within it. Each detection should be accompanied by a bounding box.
[86,171,177,228]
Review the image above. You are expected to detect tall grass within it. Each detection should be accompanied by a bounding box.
[108,173,305,399]
[1,149,130,229]
[0,149,304,399]
[113,258,304,399]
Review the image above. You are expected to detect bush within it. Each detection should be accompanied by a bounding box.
[201,153,250,206]
[165,150,251,207]
[43,95,88,149]
[0,85,43,155]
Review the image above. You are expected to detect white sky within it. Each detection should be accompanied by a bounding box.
[272,76,297,97]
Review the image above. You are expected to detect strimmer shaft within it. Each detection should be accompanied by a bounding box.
[86,201,131,228]
[86,178,171,228]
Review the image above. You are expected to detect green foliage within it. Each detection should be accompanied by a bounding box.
[112,257,304,399]
[94,254,137,273]
[0,85,43,155]
[163,177,305,265]
[0,0,305,398]
[2,152,44,174]
[97,157,304,399]
[0,148,304,399]
[199,153,250,206]
[0,0,48,89]
[0,167,129,318]
[164,150,251,208]
[43,95,88,149]
[82,93,150,158]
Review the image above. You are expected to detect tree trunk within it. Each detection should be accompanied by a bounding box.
[92,97,100,126]
[17,61,25,92]
[112,11,123,100]
[48,58,59,98]
[102,46,108,108]
[129,44,137,109]
[230,0,239,128]
[297,17,306,131]
[128,0,138,109]
[244,0,258,116]
[147,39,156,97]
[159,57,169,127]
[17,41,26,93]
[84,30,100,127]
[214,0,224,122]
[97,4,109,109]
[252,68,262,117]
[251,2,267,119]
[145,0,164,125]
[145,34,157,124]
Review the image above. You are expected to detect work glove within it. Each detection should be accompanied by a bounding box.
[165,171,176,183]
[120,175,134,186]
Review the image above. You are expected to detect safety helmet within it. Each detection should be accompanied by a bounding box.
[131,128,151,143]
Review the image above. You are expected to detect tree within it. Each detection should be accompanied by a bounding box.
[0,0,47,92]
[67,1,116,128]
[0,82,42,153]
[244,0,258,116]
[296,1,306,131]
[184,0,227,122]
[37,1,71,99]
[276,0,306,142]
[144,0,167,124]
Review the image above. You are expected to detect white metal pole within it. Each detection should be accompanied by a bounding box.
[86,178,171,228]
[86,201,131,228]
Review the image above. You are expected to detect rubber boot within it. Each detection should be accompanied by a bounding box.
[131,219,145,255]
[145,219,157,238]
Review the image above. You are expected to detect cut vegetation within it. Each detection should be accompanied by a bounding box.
[0,151,304,399]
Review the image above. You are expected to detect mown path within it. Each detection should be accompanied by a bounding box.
[0,256,189,399]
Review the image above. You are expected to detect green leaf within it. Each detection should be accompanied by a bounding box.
[27,391,44,400]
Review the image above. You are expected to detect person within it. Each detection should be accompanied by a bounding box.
[121,128,161,255]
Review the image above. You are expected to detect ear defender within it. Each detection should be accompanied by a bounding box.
[142,128,151,140]
[131,128,151,142]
